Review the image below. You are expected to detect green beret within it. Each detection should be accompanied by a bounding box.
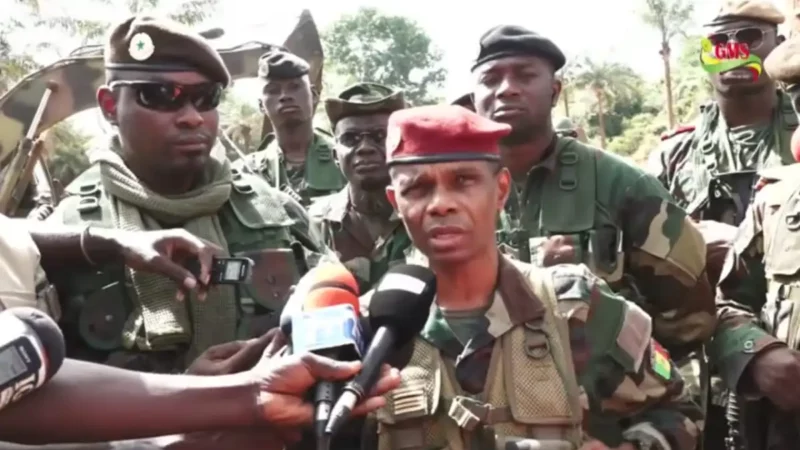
[257,49,310,80]
[472,25,565,71]
[765,35,800,83]
[324,82,406,125]
[704,0,784,26]
[104,15,231,87]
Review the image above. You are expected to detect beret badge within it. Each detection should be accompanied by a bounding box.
[129,32,154,61]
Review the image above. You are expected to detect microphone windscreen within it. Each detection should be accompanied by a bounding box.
[368,264,436,347]
[9,307,65,380]
[305,287,361,313]
[309,263,359,297]
[279,263,360,335]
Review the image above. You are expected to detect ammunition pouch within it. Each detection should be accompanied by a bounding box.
[697,171,758,226]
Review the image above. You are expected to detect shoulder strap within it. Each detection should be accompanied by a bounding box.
[226,169,293,229]
[540,138,597,234]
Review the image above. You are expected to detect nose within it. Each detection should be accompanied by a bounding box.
[174,104,204,128]
[354,141,380,158]
[427,187,456,217]
[496,75,521,99]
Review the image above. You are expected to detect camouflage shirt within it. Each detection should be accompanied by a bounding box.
[709,164,796,395]
[648,93,797,223]
[308,187,412,293]
[233,129,346,206]
[369,256,701,450]
[498,136,715,357]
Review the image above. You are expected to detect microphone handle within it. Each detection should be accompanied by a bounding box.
[325,326,396,437]
[313,349,339,445]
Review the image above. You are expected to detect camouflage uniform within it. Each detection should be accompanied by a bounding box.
[237,128,345,206]
[309,82,411,293]
[45,16,333,374]
[708,33,800,450]
[232,48,345,206]
[364,257,701,450]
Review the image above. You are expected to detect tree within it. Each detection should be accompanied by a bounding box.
[639,0,694,129]
[322,7,446,105]
[557,59,581,118]
[573,58,640,148]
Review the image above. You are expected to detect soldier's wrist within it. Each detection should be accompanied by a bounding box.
[82,226,127,266]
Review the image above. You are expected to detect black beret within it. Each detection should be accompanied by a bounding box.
[472,25,566,71]
[104,15,231,87]
[258,48,310,80]
[450,92,475,112]
[325,83,406,125]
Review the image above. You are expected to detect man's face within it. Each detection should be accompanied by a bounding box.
[261,76,314,127]
[334,113,391,191]
[387,160,510,264]
[101,71,221,180]
[706,19,779,96]
[473,55,560,145]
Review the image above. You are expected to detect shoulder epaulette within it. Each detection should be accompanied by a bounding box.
[754,164,800,191]
[660,125,696,141]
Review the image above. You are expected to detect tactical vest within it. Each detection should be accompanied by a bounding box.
[757,165,800,349]
[374,264,583,450]
[503,138,623,284]
[55,166,305,356]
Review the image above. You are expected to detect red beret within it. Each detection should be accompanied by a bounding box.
[386,105,511,167]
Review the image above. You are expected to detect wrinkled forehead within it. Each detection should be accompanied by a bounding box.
[390,160,493,184]
[705,18,774,34]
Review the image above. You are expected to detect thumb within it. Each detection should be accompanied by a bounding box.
[149,255,198,291]
[299,353,361,381]
[204,340,248,359]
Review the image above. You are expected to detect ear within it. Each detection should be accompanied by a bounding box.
[257,98,266,114]
[97,86,118,124]
[385,185,399,213]
[496,167,511,210]
[778,34,786,45]
[551,78,562,108]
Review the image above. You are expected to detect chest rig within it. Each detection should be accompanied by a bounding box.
[506,139,623,284]
[56,166,304,355]
[758,166,800,349]
[373,265,583,450]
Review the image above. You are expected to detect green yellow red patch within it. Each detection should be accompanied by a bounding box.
[651,341,672,380]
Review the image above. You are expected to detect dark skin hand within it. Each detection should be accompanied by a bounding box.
[97,71,219,196]
[472,54,560,179]
[705,19,782,127]
[186,328,284,376]
[260,75,318,164]
[746,345,800,411]
[21,222,221,301]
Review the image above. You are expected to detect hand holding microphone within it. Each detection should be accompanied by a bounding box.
[325,264,437,437]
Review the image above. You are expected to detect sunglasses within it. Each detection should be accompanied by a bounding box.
[707,27,769,51]
[109,80,223,112]
[337,130,388,148]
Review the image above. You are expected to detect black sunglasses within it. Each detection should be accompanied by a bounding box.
[109,80,223,112]
[337,129,387,148]
[707,27,769,51]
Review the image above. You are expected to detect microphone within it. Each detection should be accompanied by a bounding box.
[325,264,436,437]
[289,264,365,450]
[0,307,65,411]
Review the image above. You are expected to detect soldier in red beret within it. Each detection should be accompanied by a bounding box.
[372,104,700,450]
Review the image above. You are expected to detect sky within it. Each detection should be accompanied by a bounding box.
[13,0,788,134]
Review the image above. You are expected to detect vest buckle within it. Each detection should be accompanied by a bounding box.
[448,396,485,431]
[523,320,551,359]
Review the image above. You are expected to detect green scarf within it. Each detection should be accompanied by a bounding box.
[91,144,238,364]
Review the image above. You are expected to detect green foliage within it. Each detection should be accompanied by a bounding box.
[607,113,665,157]
[639,0,694,42]
[47,122,92,186]
[217,91,262,154]
[322,7,446,106]
[672,34,713,122]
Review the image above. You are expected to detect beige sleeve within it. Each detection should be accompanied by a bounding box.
[0,215,42,311]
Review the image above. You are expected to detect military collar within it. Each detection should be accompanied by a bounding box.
[419,253,547,345]
[321,186,401,224]
[514,136,559,185]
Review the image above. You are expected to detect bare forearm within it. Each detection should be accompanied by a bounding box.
[0,360,258,445]
[17,220,124,272]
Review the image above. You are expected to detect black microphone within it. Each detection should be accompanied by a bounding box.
[0,307,65,411]
[324,264,436,437]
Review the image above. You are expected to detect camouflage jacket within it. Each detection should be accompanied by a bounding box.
[497,136,715,358]
[308,187,413,293]
[360,256,701,450]
[648,93,797,225]
[233,129,346,206]
[45,163,336,373]
[710,164,799,395]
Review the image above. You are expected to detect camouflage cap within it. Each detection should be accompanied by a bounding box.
[257,48,310,80]
[472,25,565,71]
[450,92,475,112]
[705,0,785,26]
[764,34,800,83]
[324,82,406,126]
[553,117,577,132]
[104,15,231,87]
